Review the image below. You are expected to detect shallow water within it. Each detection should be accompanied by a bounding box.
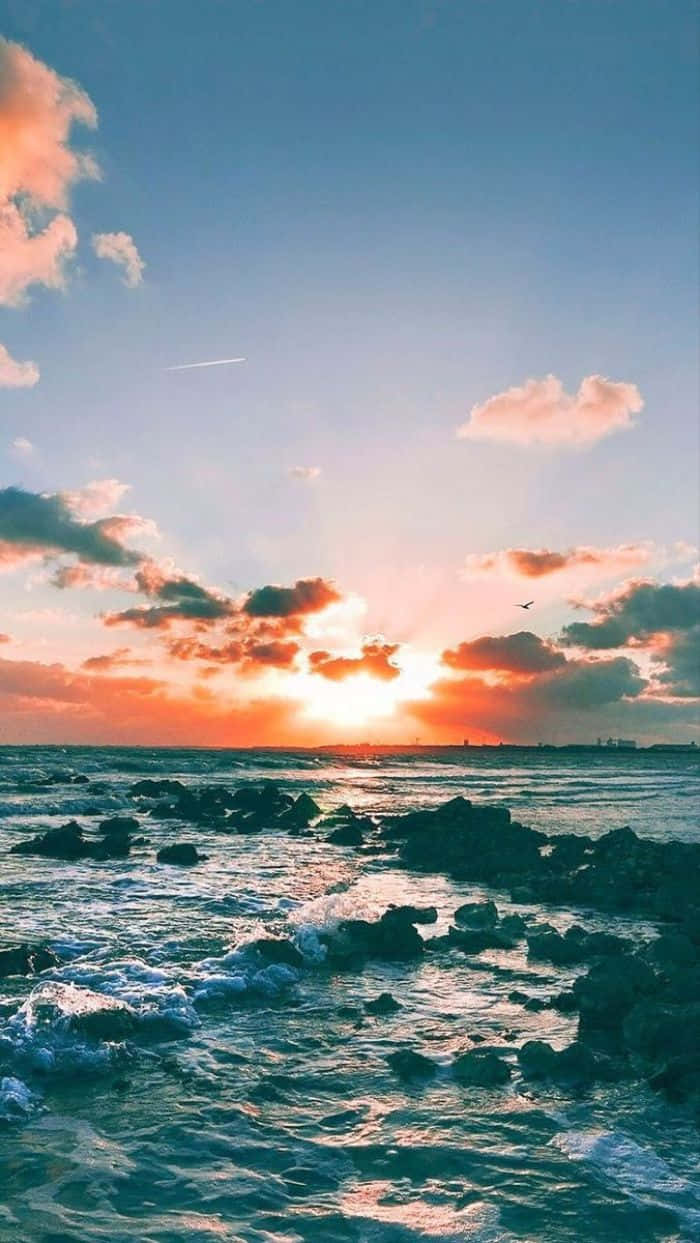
[0,746,699,1242]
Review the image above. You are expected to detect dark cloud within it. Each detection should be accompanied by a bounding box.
[244,577,340,618]
[563,580,700,650]
[105,564,236,629]
[309,640,401,682]
[0,486,144,568]
[168,635,300,670]
[442,631,566,674]
[652,625,700,699]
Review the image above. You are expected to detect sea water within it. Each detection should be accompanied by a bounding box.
[0,746,698,1243]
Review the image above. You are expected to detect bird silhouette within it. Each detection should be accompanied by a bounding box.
[517,600,534,610]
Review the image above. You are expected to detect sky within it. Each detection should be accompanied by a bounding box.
[0,0,698,746]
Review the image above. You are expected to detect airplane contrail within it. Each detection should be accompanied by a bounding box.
[165,357,247,371]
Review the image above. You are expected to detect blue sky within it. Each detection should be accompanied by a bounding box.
[0,1,698,743]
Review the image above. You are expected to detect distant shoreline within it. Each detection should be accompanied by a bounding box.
[0,742,697,755]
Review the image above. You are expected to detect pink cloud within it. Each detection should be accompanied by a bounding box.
[92,232,145,287]
[457,374,643,447]
[0,341,38,388]
[0,39,98,308]
[62,479,132,519]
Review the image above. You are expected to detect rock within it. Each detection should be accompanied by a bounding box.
[250,938,304,968]
[527,930,585,966]
[518,1040,557,1079]
[156,843,204,866]
[574,955,657,1036]
[10,820,88,861]
[386,904,438,926]
[447,925,515,954]
[44,772,89,786]
[649,933,697,969]
[324,909,424,965]
[72,1000,138,1041]
[387,1049,437,1080]
[500,913,527,939]
[130,778,187,798]
[454,900,498,929]
[91,831,131,860]
[453,1049,511,1086]
[327,823,365,847]
[279,793,321,828]
[99,816,139,835]
[365,992,402,1015]
[0,944,58,978]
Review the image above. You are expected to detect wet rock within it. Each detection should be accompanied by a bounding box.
[387,904,437,925]
[278,792,321,830]
[99,816,139,835]
[447,924,515,954]
[517,1039,557,1079]
[648,933,697,969]
[0,944,58,978]
[574,955,657,1036]
[387,1049,437,1081]
[44,772,89,786]
[156,843,205,866]
[500,913,527,939]
[518,1039,597,1088]
[324,908,424,965]
[550,990,578,1013]
[454,899,498,929]
[327,822,365,847]
[365,992,402,1015]
[249,938,304,968]
[71,1000,138,1042]
[453,1048,511,1086]
[10,820,89,861]
[91,831,131,860]
[130,778,187,798]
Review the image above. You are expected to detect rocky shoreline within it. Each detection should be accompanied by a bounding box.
[3,777,700,1118]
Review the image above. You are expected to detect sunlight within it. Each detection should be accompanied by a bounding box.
[293,648,439,729]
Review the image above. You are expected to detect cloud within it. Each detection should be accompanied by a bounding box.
[11,436,34,455]
[105,563,237,629]
[244,577,341,618]
[62,478,132,519]
[288,466,321,481]
[81,648,140,672]
[0,633,10,643]
[0,38,97,307]
[651,626,700,699]
[0,485,146,572]
[442,631,566,674]
[456,374,643,447]
[0,343,39,388]
[0,654,307,745]
[463,543,653,579]
[309,640,401,682]
[562,579,700,650]
[92,231,144,287]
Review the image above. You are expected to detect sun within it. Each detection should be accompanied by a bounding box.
[292,649,439,730]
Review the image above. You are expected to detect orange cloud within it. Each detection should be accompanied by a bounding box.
[457,374,643,447]
[463,542,652,579]
[309,640,401,681]
[443,631,566,675]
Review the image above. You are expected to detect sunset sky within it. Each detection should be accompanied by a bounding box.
[0,0,698,745]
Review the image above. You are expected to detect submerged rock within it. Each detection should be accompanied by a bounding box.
[387,1048,437,1080]
[0,944,58,978]
[365,992,402,1015]
[156,843,205,866]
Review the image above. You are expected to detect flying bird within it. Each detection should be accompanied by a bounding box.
[517,600,534,610]
[165,357,246,371]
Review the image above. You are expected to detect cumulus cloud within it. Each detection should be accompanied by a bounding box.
[0,343,39,388]
[562,579,700,650]
[0,38,97,307]
[456,374,643,447]
[463,543,653,579]
[244,577,341,618]
[651,626,700,699]
[62,478,132,519]
[442,631,566,674]
[0,485,146,572]
[92,231,144,287]
[288,466,321,481]
[309,640,401,682]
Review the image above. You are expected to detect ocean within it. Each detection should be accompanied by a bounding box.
[0,745,698,1243]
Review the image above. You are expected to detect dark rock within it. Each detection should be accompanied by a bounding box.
[453,1048,511,1086]
[518,1040,558,1079]
[70,1000,137,1041]
[0,944,59,978]
[45,772,89,786]
[518,1039,597,1087]
[574,955,657,1036]
[649,933,697,969]
[327,823,364,846]
[10,820,88,861]
[386,904,438,925]
[365,992,402,1015]
[387,1049,437,1080]
[91,831,131,860]
[454,899,498,929]
[156,843,204,866]
[324,908,424,965]
[99,816,139,835]
[500,913,527,939]
[250,938,304,968]
[130,778,187,798]
[447,925,515,954]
